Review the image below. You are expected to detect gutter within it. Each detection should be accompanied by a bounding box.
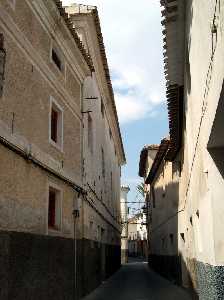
[0,134,86,195]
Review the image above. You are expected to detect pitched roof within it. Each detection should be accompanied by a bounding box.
[53,0,94,72]
[145,138,170,184]
[138,145,159,178]
[64,4,126,164]
[160,0,185,160]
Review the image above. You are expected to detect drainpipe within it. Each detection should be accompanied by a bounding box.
[73,195,81,300]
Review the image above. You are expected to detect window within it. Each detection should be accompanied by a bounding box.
[101,100,104,118]
[101,148,105,178]
[51,47,63,72]
[88,114,93,153]
[48,186,61,231]
[169,234,174,245]
[109,128,112,139]
[49,97,63,150]
[0,34,6,98]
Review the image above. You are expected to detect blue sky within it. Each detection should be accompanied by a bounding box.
[63,0,169,209]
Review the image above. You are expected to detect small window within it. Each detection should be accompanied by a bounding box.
[52,48,63,71]
[169,233,174,244]
[88,114,93,153]
[102,148,105,178]
[101,100,104,118]
[109,128,112,139]
[48,186,61,231]
[49,97,63,150]
[0,34,6,98]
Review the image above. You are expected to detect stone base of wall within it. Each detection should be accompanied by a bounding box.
[148,254,182,285]
[0,231,121,300]
[195,261,224,300]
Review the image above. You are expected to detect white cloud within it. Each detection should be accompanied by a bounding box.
[62,0,166,124]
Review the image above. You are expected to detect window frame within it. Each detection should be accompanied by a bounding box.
[49,96,64,152]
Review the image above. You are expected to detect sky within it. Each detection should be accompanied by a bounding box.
[63,0,168,213]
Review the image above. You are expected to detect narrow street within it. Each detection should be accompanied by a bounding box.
[82,259,192,300]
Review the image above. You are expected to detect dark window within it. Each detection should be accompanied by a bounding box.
[110,171,112,191]
[109,128,112,139]
[101,100,104,118]
[51,108,58,143]
[52,48,62,71]
[169,234,174,244]
[102,148,105,178]
[88,115,93,153]
[0,33,6,98]
[48,189,56,228]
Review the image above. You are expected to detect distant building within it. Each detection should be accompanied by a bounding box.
[0,1,125,299]
[139,0,224,298]
[128,213,148,258]
[139,139,181,283]
[120,185,130,264]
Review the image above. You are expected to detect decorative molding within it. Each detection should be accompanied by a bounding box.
[0,5,83,122]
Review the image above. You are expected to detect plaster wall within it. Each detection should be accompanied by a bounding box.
[180,0,224,267]
[0,0,89,238]
[149,160,179,257]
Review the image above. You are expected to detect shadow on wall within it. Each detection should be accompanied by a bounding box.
[208,80,224,178]
[147,176,198,299]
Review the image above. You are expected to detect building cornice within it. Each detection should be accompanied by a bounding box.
[53,0,94,73]
[65,5,126,165]
[139,145,159,177]
[161,0,185,161]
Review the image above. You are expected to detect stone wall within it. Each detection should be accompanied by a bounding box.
[149,254,182,285]
[0,231,121,300]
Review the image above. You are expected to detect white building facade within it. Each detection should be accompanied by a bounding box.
[120,185,130,264]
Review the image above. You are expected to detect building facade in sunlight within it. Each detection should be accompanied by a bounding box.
[120,185,130,264]
[139,139,181,283]
[0,1,125,299]
[139,0,224,298]
[128,212,148,258]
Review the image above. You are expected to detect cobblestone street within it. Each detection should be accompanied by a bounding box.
[82,259,192,300]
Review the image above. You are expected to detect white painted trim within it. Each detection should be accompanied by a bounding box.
[49,96,64,153]
[0,8,82,122]
[46,181,63,235]
[78,16,124,164]
[28,0,90,81]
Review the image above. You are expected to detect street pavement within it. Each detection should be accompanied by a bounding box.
[81,258,193,300]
